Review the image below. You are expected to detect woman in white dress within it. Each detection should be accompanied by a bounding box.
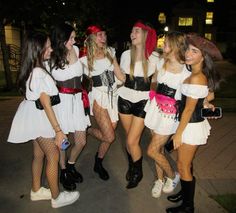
[80,25,125,180]
[166,33,222,213]
[7,31,79,208]
[144,32,190,198]
[50,23,91,190]
[118,21,159,188]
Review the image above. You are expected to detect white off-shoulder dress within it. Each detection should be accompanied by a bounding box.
[51,45,91,133]
[144,59,191,135]
[178,84,211,145]
[8,68,61,143]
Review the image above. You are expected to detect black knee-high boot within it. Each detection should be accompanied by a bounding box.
[126,150,133,181]
[126,156,143,189]
[94,152,109,180]
[167,165,194,203]
[166,177,195,213]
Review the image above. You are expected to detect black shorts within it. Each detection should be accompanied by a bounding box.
[118,96,147,118]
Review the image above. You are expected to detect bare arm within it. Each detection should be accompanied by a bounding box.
[113,57,126,82]
[173,97,198,149]
[39,92,67,148]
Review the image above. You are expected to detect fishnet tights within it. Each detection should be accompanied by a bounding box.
[59,131,87,168]
[88,100,116,158]
[147,134,175,180]
[32,138,60,199]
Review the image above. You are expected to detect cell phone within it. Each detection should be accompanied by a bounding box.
[61,139,70,150]
[201,107,222,118]
[165,137,174,153]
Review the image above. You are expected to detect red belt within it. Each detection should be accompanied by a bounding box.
[58,86,90,116]
[58,86,82,94]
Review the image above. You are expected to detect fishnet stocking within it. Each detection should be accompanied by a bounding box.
[32,140,44,192]
[88,100,116,158]
[69,131,86,163]
[35,137,60,199]
[147,134,175,180]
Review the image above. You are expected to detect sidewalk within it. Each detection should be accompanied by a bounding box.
[0,97,232,213]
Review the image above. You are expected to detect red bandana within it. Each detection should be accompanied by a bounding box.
[86,25,103,35]
[134,22,157,59]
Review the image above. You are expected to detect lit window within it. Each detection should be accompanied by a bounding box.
[207,0,214,2]
[158,13,166,24]
[157,34,165,49]
[178,17,193,26]
[205,19,213,24]
[206,12,213,19]
[205,33,212,40]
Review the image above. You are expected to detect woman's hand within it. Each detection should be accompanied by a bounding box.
[55,130,67,150]
[173,133,182,150]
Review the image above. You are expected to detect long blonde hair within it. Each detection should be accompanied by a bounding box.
[130,29,149,81]
[85,33,113,73]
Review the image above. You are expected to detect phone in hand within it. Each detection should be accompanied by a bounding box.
[165,136,174,153]
[61,139,70,150]
[201,107,222,118]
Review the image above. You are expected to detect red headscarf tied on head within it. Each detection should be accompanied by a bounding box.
[86,25,103,36]
[133,22,157,59]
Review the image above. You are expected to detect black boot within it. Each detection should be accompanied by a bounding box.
[126,156,143,189]
[126,150,133,181]
[94,152,109,180]
[167,190,182,203]
[66,163,83,183]
[60,169,76,191]
[167,166,193,203]
[166,177,195,213]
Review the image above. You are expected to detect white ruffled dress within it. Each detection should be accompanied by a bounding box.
[51,46,91,133]
[144,60,191,135]
[8,68,61,143]
[178,84,211,145]
[79,47,119,123]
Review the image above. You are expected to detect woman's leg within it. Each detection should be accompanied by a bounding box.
[166,144,197,213]
[32,140,45,192]
[177,144,197,181]
[58,135,76,191]
[64,131,87,183]
[119,113,134,181]
[120,115,145,188]
[147,134,174,180]
[88,101,116,180]
[36,137,60,199]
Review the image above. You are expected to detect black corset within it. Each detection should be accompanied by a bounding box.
[57,76,82,89]
[156,83,176,98]
[124,74,152,91]
[92,70,115,87]
[177,95,204,123]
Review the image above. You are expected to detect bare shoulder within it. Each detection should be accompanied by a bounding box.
[189,73,207,85]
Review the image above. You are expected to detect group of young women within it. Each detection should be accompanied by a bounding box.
[7,20,222,212]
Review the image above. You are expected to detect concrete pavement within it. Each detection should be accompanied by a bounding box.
[0,96,232,213]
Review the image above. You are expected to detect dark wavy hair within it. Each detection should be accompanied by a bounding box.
[186,51,221,91]
[17,31,49,95]
[50,23,75,69]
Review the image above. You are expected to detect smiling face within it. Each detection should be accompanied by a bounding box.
[43,38,53,60]
[65,30,76,50]
[185,44,204,66]
[95,31,107,48]
[130,26,143,46]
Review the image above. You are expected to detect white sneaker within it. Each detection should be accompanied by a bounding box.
[151,179,164,198]
[30,187,52,201]
[163,172,180,193]
[51,191,80,208]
